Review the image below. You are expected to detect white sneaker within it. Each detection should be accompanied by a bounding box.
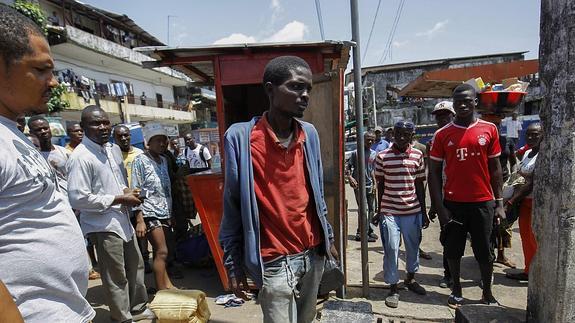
[132,308,156,321]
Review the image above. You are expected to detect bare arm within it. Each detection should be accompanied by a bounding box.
[508,174,534,205]
[415,179,429,228]
[428,159,450,226]
[488,157,505,219]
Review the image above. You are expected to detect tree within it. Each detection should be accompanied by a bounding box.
[528,1,575,322]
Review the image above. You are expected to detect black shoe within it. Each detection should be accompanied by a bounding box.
[144,260,152,274]
[354,233,361,241]
[368,232,378,242]
[405,280,426,295]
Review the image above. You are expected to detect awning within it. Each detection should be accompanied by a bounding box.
[399,59,539,98]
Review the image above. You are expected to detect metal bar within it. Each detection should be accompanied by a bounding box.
[350,0,370,299]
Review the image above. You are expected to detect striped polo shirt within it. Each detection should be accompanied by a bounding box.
[375,144,425,216]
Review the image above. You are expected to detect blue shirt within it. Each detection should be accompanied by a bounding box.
[371,138,390,153]
[131,154,172,220]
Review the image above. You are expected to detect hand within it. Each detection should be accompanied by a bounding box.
[348,177,358,189]
[422,212,431,229]
[329,244,339,262]
[120,189,142,207]
[229,275,251,301]
[437,206,452,228]
[494,204,505,225]
[428,205,437,221]
[135,221,146,238]
[370,213,382,226]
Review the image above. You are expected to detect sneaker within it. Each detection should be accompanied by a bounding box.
[385,292,400,308]
[131,308,156,321]
[439,276,452,288]
[88,270,100,280]
[447,294,464,309]
[405,281,426,295]
[354,233,361,241]
[368,232,379,240]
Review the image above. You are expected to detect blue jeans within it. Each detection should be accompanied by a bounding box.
[259,248,325,323]
[379,213,422,285]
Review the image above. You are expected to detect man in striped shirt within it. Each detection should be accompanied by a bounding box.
[373,120,430,308]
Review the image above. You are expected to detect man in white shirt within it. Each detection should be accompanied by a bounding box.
[0,5,95,322]
[503,113,522,151]
[183,132,212,173]
[67,105,155,322]
[28,115,70,192]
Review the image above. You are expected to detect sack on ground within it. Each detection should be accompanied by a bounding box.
[149,289,211,323]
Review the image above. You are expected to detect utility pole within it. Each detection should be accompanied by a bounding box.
[350,0,370,298]
[167,15,176,46]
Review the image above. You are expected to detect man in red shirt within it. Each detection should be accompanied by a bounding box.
[219,56,338,323]
[429,83,505,308]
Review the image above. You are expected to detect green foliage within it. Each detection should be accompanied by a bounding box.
[12,0,48,35]
[47,83,70,113]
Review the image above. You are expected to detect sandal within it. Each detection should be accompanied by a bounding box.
[447,294,464,309]
[88,270,100,280]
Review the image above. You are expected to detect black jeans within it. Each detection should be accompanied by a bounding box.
[354,188,375,235]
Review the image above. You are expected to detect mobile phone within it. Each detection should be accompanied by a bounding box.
[138,189,149,199]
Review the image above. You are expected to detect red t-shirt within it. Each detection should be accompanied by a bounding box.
[429,120,501,202]
[251,115,322,262]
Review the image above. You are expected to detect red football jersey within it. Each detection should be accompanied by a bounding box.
[429,120,501,202]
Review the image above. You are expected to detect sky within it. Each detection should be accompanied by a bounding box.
[81,0,541,68]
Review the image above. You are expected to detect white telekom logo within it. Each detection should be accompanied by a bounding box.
[456,148,468,161]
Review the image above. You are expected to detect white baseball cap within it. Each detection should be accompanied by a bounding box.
[143,123,168,143]
[432,101,455,115]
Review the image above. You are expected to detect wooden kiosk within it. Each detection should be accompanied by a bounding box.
[142,42,351,290]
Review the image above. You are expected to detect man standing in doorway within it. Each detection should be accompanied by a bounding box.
[219,56,338,323]
[65,122,84,153]
[183,133,212,173]
[0,5,94,322]
[68,106,155,322]
[429,84,504,308]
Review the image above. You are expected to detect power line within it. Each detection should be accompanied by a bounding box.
[362,0,383,63]
[315,0,325,40]
[379,0,406,64]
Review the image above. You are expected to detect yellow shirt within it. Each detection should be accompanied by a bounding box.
[65,143,75,153]
[122,147,144,186]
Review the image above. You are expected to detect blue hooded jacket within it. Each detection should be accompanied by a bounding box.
[219,116,334,288]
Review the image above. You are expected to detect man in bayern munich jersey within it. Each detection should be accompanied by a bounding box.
[428,83,505,309]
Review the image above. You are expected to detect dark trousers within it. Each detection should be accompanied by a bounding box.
[354,188,375,235]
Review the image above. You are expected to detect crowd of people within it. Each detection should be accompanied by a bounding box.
[0,4,542,323]
[347,84,540,309]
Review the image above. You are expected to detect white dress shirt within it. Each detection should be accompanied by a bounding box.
[67,136,134,241]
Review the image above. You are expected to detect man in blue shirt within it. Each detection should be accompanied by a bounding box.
[372,126,390,153]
